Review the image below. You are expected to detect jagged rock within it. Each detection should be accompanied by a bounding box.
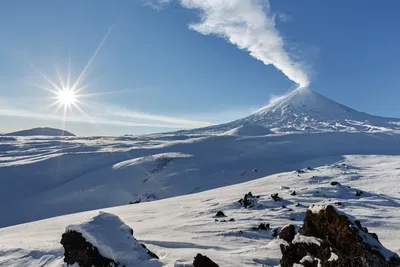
[215,211,226,217]
[229,218,235,222]
[280,205,400,267]
[238,192,258,208]
[295,169,306,174]
[272,228,280,238]
[355,190,363,196]
[193,253,219,267]
[278,225,296,242]
[330,181,340,186]
[271,193,282,201]
[306,167,315,171]
[61,212,160,267]
[252,223,270,231]
[290,190,297,196]
[61,230,117,267]
[129,199,141,204]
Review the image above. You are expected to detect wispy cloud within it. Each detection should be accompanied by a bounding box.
[149,0,309,87]
[0,99,211,130]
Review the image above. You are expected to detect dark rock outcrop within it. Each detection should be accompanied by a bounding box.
[238,192,259,208]
[61,230,116,267]
[193,253,219,267]
[278,225,296,243]
[215,211,226,217]
[279,205,400,267]
[271,193,282,201]
[252,223,270,231]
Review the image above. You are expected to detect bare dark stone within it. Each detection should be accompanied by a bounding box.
[215,211,226,217]
[355,190,363,196]
[290,190,297,196]
[306,167,315,171]
[278,225,296,242]
[252,223,270,231]
[330,181,340,186]
[272,228,280,238]
[271,193,282,201]
[295,169,306,174]
[280,205,400,267]
[61,230,117,267]
[129,199,141,205]
[335,201,342,206]
[229,218,235,222]
[193,253,219,267]
[238,192,258,208]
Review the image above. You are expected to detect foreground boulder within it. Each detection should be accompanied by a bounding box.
[279,205,400,267]
[193,254,219,267]
[61,211,160,267]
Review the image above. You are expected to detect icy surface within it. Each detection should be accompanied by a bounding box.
[65,212,160,266]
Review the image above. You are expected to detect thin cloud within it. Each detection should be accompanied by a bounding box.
[155,0,309,87]
[103,106,211,127]
[0,101,211,129]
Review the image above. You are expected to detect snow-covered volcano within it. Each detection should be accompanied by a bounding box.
[192,87,400,134]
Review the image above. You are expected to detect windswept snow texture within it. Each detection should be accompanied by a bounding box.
[65,212,161,266]
[4,127,75,136]
[1,130,400,227]
[0,155,399,266]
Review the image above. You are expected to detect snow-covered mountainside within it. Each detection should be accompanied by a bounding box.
[4,127,75,136]
[0,155,399,266]
[188,87,400,134]
[0,88,400,229]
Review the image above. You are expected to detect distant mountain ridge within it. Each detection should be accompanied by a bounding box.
[5,127,75,137]
[187,87,400,134]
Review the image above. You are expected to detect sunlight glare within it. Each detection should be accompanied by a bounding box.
[57,89,77,106]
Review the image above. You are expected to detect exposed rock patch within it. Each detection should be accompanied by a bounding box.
[279,205,400,267]
[61,212,160,267]
[193,253,219,267]
[238,192,260,208]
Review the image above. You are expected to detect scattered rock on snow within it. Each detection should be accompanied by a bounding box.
[355,190,363,196]
[279,205,400,267]
[215,211,226,217]
[252,223,270,231]
[289,190,296,196]
[193,253,219,267]
[330,181,340,186]
[271,193,282,201]
[238,192,259,208]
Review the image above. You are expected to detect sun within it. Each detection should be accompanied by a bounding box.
[56,89,78,106]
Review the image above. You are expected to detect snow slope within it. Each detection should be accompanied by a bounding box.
[1,88,400,228]
[0,155,399,266]
[1,131,400,228]
[4,127,75,137]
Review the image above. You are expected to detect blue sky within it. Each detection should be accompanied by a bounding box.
[1,0,400,136]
